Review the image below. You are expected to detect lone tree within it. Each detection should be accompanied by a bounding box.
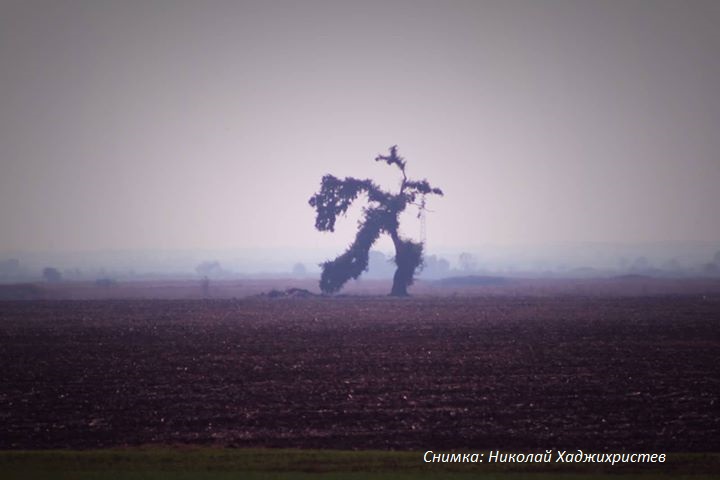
[309,146,443,296]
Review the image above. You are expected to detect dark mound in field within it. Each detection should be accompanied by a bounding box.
[262,287,318,298]
[435,275,507,286]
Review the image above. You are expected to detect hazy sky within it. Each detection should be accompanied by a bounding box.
[2,0,719,253]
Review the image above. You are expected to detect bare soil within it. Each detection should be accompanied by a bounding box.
[1,295,718,451]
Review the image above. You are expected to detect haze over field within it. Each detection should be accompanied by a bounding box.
[1,0,719,260]
[2,4,720,465]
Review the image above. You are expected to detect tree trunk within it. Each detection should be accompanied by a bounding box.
[390,269,409,296]
[389,230,412,296]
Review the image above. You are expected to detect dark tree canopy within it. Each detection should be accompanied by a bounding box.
[309,146,443,296]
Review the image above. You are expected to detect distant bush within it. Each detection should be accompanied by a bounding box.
[421,255,450,278]
[42,267,62,283]
[292,263,307,277]
[195,261,224,277]
[458,253,477,272]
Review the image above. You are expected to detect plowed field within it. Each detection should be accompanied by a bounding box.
[1,296,718,451]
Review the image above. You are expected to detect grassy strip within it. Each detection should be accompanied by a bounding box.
[0,448,718,479]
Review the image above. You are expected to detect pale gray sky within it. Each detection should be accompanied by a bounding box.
[2,0,719,253]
